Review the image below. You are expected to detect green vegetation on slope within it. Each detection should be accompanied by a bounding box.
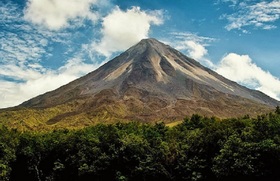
[1,108,280,180]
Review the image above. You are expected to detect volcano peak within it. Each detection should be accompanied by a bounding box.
[15,38,279,126]
[138,38,163,45]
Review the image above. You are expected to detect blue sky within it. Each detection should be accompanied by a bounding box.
[1,0,280,108]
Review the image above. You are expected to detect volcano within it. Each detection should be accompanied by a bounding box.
[1,38,279,128]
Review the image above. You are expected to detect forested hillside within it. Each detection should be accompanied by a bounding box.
[1,108,280,180]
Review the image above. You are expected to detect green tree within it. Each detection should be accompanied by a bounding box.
[213,134,258,179]
[0,126,19,181]
[275,106,280,115]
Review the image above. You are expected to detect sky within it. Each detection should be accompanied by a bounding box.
[1,0,280,108]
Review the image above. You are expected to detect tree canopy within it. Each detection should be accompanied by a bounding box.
[1,110,280,180]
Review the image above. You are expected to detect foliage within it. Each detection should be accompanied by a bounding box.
[0,126,19,181]
[1,109,280,180]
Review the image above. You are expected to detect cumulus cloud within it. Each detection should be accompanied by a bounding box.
[183,41,208,60]
[222,0,280,31]
[24,0,100,30]
[93,6,164,57]
[169,32,280,100]
[169,32,216,68]
[216,53,280,100]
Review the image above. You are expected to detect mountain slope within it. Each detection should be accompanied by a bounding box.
[1,38,279,128]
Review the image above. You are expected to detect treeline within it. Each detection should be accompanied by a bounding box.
[1,108,280,181]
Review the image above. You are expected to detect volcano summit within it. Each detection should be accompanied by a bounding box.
[1,38,279,128]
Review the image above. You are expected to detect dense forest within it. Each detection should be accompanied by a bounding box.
[1,108,280,181]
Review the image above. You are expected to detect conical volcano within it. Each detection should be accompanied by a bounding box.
[2,38,279,127]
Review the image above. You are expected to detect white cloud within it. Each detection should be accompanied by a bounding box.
[0,2,21,22]
[183,41,208,60]
[0,57,99,108]
[0,64,42,81]
[93,6,164,57]
[217,0,239,6]
[0,2,72,67]
[222,0,280,31]
[216,53,280,100]
[58,57,99,76]
[0,74,77,108]
[24,0,100,30]
[168,32,280,100]
[0,2,101,108]
[0,31,47,64]
[169,32,216,68]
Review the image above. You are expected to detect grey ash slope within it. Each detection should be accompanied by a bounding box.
[20,38,279,122]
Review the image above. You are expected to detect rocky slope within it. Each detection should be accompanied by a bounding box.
[1,38,278,128]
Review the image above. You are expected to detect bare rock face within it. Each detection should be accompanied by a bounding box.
[17,38,279,124]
